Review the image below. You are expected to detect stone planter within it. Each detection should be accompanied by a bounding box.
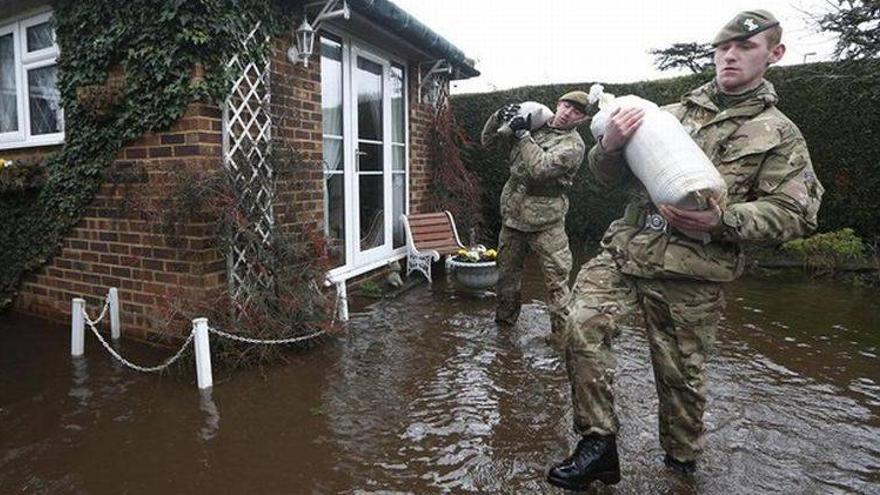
[448,259,498,291]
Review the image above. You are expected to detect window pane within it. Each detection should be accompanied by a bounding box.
[26,21,53,52]
[356,57,382,141]
[325,172,346,268]
[323,137,343,172]
[392,145,405,171]
[393,172,406,248]
[320,38,343,136]
[0,33,17,133]
[391,65,405,143]
[28,65,63,135]
[359,175,384,250]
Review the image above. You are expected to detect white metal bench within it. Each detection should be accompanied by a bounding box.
[400,211,465,283]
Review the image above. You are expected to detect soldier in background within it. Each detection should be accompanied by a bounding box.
[547,10,824,490]
[481,91,590,341]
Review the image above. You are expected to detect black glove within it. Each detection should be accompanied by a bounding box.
[508,113,532,135]
[497,103,520,122]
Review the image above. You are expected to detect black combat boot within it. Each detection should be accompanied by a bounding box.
[547,434,621,490]
[663,453,696,474]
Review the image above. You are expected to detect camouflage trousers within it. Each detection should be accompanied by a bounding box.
[495,223,572,335]
[564,250,724,462]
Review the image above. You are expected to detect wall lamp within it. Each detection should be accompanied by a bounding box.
[287,0,350,67]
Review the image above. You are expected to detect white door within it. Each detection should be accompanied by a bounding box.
[351,47,393,266]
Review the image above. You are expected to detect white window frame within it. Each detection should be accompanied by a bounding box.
[0,10,64,150]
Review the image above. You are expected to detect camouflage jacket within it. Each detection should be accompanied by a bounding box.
[588,80,824,282]
[482,111,586,232]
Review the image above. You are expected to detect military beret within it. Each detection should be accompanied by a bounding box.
[558,90,590,113]
[712,10,779,46]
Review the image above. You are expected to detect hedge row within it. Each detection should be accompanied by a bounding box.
[451,60,880,245]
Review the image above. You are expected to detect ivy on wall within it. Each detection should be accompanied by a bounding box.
[0,0,293,308]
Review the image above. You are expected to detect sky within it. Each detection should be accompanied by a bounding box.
[391,0,840,94]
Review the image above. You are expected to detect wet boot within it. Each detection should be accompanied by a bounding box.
[547,434,621,490]
[664,454,696,474]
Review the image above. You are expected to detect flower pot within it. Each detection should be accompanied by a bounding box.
[448,259,498,291]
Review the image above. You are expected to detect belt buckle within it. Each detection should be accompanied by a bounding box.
[645,212,668,233]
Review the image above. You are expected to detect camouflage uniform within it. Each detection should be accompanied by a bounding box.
[481,110,586,334]
[565,80,824,461]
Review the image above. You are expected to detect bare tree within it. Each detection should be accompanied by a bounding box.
[649,42,714,73]
[818,0,880,60]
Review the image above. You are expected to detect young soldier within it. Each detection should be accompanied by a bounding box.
[482,91,590,340]
[547,10,824,490]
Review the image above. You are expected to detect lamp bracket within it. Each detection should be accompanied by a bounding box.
[306,0,350,31]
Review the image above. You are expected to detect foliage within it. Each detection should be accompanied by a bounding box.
[154,168,339,369]
[782,228,865,274]
[428,104,484,244]
[817,0,880,60]
[649,42,714,73]
[451,59,880,245]
[0,0,291,308]
[0,158,47,193]
[358,281,384,298]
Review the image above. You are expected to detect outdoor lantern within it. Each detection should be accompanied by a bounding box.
[287,18,316,67]
[287,1,350,68]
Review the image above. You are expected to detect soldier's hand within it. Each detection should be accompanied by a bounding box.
[658,197,722,232]
[508,113,531,132]
[497,103,520,122]
[508,114,532,138]
[600,107,645,152]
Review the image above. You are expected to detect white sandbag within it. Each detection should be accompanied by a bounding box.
[588,85,727,240]
[497,101,554,135]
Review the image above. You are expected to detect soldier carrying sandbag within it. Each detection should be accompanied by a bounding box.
[481,91,591,340]
[547,9,825,491]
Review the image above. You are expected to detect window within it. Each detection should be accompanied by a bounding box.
[321,35,346,269]
[0,11,63,150]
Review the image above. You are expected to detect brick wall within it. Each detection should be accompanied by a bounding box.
[13,103,226,340]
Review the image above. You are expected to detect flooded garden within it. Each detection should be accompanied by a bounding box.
[2,264,879,494]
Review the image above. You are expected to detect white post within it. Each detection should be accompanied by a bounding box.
[71,298,85,356]
[109,287,120,340]
[192,318,213,390]
[336,281,349,322]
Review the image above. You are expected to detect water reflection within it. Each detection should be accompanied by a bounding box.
[198,388,220,441]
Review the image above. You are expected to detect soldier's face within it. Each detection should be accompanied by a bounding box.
[714,30,785,94]
[551,100,587,129]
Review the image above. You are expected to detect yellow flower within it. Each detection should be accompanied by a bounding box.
[0,159,6,169]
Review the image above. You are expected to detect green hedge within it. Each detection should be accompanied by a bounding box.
[452,60,880,245]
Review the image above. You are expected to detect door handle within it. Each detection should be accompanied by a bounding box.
[355,149,368,172]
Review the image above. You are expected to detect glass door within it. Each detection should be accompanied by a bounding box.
[351,48,391,266]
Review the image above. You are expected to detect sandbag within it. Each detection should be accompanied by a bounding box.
[588,84,727,240]
[496,101,554,135]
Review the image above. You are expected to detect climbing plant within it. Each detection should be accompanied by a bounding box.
[0,0,292,308]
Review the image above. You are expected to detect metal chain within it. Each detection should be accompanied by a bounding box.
[83,311,195,372]
[208,326,325,345]
[84,295,111,327]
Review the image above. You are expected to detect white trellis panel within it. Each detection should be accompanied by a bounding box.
[222,22,274,307]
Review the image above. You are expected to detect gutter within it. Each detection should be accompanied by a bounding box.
[346,0,479,79]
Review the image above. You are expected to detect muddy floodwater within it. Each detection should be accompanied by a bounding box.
[2,265,879,494]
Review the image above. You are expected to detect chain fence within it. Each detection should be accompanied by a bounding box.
[78,287,335,375]
[83,305,195,373]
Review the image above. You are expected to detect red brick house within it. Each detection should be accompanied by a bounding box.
[0,0,478,336]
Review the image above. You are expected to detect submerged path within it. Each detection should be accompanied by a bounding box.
[1,267,879,493]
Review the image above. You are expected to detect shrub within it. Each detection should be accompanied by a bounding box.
[782,228,865,273]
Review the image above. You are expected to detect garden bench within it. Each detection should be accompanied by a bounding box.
[400,211,465,283]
